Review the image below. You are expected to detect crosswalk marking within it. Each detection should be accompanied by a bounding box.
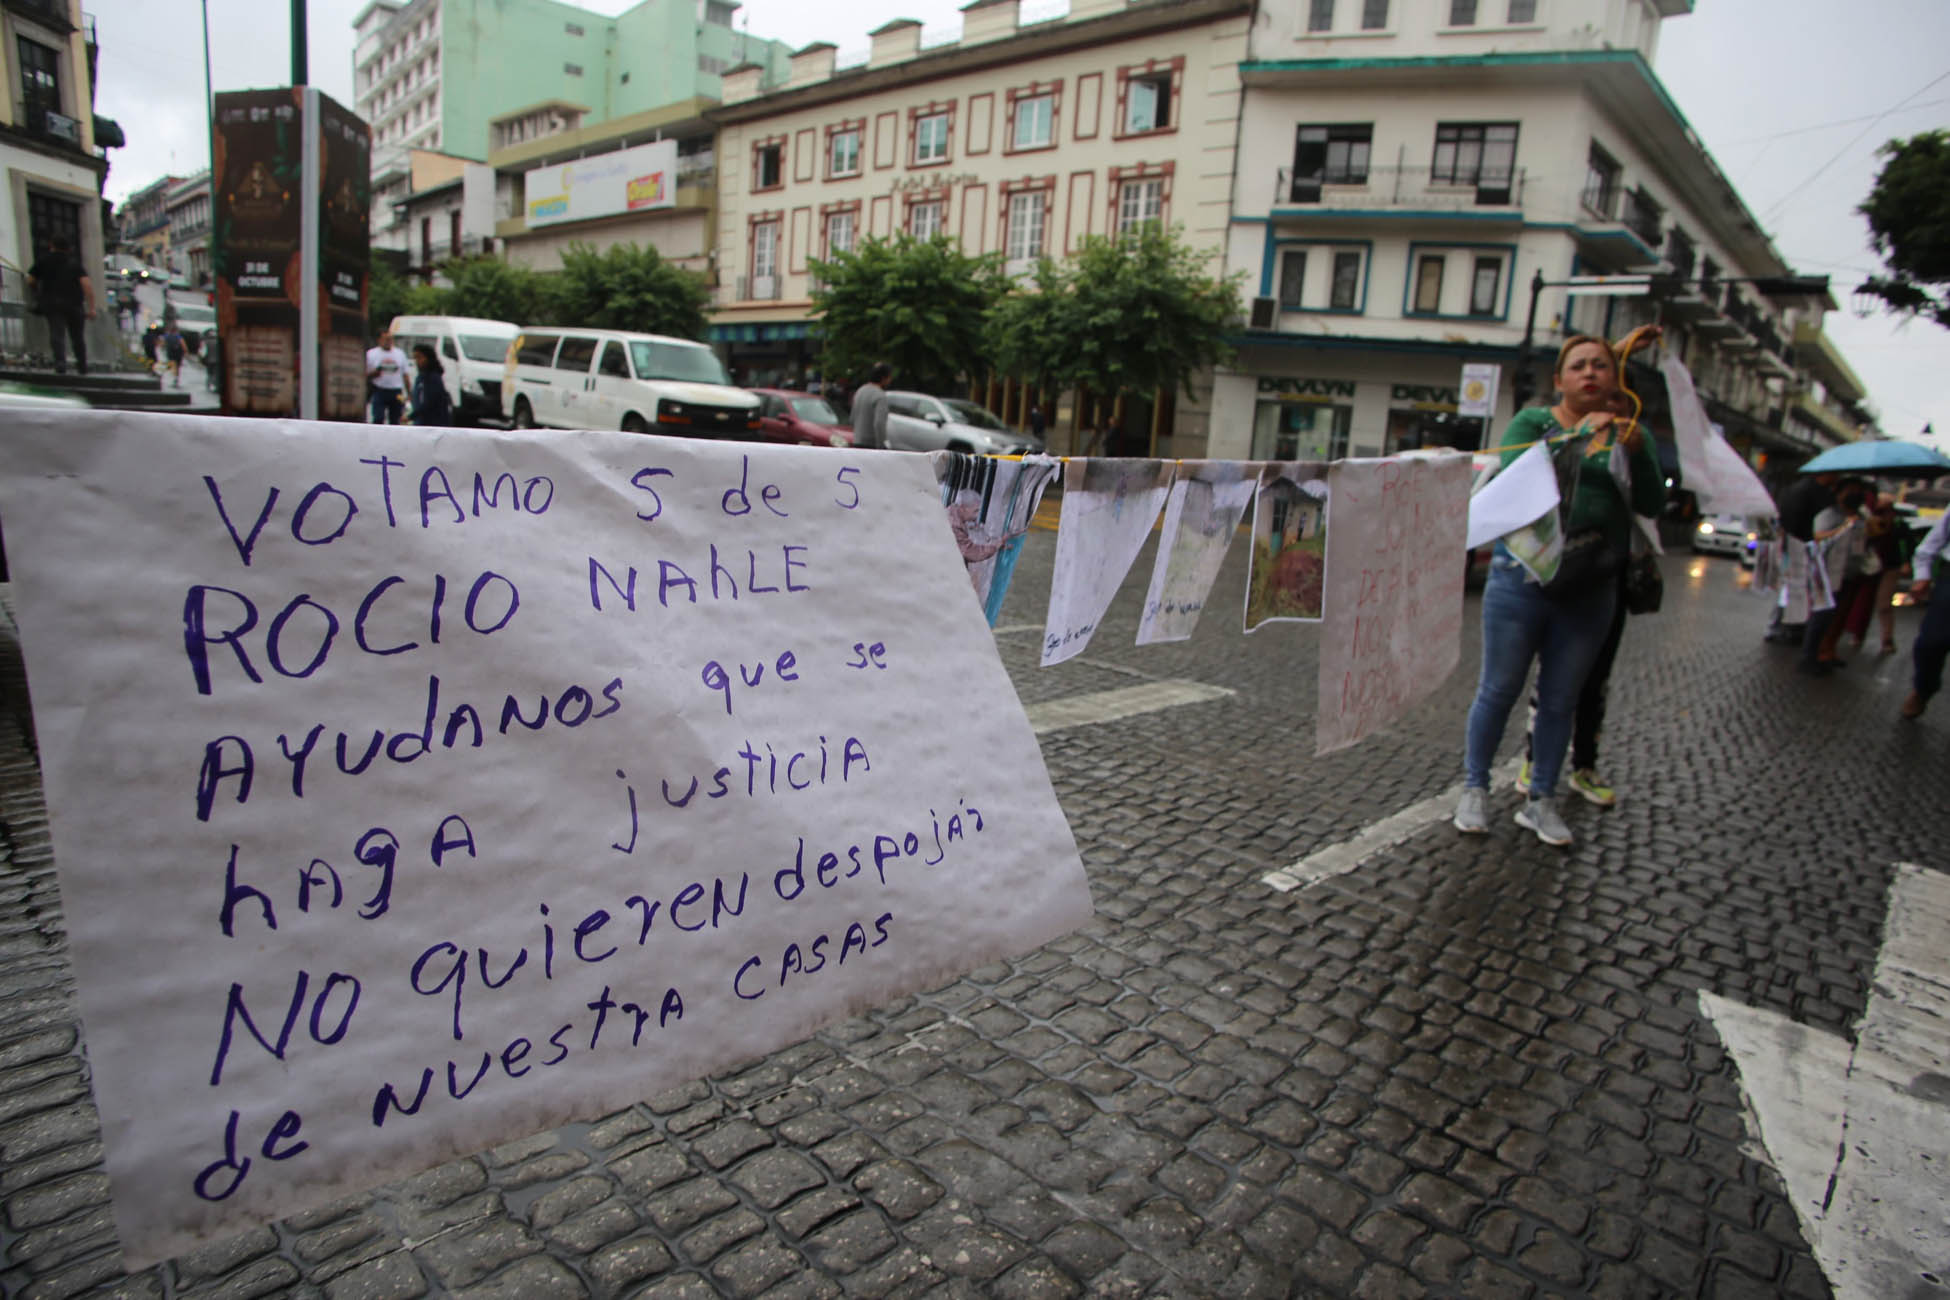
[1022,679,1232,734]
[1261,759,1523,893]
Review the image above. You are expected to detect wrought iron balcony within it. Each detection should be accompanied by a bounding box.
[1620,195,1661,251]
[1274,164,1526,213]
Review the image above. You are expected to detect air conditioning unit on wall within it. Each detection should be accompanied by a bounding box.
[1248,297,1277,330]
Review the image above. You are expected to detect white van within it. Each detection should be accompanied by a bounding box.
[502,327,760,437]
[389,315,521,426]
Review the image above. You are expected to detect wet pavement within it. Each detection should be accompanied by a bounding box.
[2,532,1946,1298]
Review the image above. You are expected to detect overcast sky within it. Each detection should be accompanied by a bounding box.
[95,0,1950,439]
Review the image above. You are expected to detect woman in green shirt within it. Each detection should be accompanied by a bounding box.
[1454,335,1666,847]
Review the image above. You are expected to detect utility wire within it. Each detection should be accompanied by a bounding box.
[1758,69,1950,225]
[1727,98,1950,146]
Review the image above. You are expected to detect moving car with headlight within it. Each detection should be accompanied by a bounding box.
[391,315,521,426]
[1691,512,1755,560]
[504,327,759,437]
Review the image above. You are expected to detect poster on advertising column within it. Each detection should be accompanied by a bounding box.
[0,411,1093,1270]
[213,89,303,416]
[316,93,371,422]
[1315,454,1473,755]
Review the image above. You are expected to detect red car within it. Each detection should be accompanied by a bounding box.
[748,388,854,448]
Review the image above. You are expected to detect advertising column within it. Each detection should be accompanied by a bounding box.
[212,89,303,415]
[316,92,371,421]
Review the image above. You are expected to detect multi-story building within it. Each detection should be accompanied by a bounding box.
[165,171,211,289]
[117,174,178,270]
[351,0,793,180]
[393,156,497,280]
[488,96,718,274]
[0,0,111,329]
[1215,0,1836,467]
[709,0,1253,453]
[372,147,487,261]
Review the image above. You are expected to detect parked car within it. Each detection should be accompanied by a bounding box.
[748,388,853,448]
[503,327,760,436]
[1691,512,1753,559]
[390,315,521,426]
[884,391,1042,455]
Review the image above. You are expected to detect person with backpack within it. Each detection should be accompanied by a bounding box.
[162,323,186,388]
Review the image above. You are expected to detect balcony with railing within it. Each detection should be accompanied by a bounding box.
[1620,192,1661,252]
[1272,164,1526,217]
[3,0,75,31]
[12,101,84,151]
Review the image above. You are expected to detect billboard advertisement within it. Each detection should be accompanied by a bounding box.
[316,92,371,422]
[212,89,304,416]
[524,138,677,228]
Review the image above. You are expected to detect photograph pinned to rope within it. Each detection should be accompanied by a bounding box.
[1245,462,1331,630]
[934,450,1060,626]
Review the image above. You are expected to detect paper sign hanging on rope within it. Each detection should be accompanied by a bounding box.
[1701,426,1780,520]
[1465,441,1559,550]
[1245,463,1332,630]
[1660,354,1719,505]
[1136,462,1260,646]
[934,452,1059,626]
[1315,455,1473,755]
[1041,459,1174,665]
[0,411,1092,1270]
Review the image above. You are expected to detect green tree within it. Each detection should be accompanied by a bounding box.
[1858,130,1950,328]
[367,263,448,335]
[988,225,1242,426]
[441,255,556,325]
[549,241,712,338]
[809,235,1007,393]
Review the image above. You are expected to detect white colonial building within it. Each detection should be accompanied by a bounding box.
[709,0,1253,454]
[1215,0,1848,473]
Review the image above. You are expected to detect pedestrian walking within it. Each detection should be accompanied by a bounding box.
[1454,334,1665,847]
[162,324,186,388]
[851,361,893,450]
[1902,509,1950,720]
[1844,502,1907,655]
[408,344,454,427]
[1800,479,1869,675]
[26,235,94,375]
[1030,403,1047,438]
[366,328,410,424]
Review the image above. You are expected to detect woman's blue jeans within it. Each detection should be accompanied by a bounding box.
[1465,554,1620,798]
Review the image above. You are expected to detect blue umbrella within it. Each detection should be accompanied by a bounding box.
[1798,439,1950,476]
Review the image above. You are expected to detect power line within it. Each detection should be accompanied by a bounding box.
[1728,98,1950,146]
[1758,69,1950,226]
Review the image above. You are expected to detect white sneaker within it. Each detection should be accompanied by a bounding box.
[1453,787,1490,834]
[1515,797,1573,847]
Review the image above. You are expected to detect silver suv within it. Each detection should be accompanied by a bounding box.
[884,391,1045,455]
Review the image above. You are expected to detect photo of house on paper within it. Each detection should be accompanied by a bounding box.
[1137,462,1259,646]
[1246,463,1331,629]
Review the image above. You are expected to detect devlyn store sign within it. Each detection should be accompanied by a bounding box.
[1257,378,1463,413]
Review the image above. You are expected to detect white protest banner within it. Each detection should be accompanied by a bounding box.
[1315,455,1472,755]
[1465,441,1558,549]
[1458,363,1500,419]
[1135,462,1259,646]
[0,411,1092,1269]
[1245,463,1332,630]
[1659,354,1718,505]
[1041,459,1174,665]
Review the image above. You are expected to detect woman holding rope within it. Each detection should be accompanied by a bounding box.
[1454,330,1666,847]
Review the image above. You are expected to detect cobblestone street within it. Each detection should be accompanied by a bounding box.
[3,533,1946,1299]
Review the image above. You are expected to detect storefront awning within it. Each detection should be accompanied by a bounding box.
[709,321,815,344]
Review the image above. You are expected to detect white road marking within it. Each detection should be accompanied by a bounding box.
[1703,863,1950,1300]
[1261,758,1524,893]
[992,623,1042,636]
[1023,680,1233,735]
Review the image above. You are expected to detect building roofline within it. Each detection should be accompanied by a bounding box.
[487,94,716,171]
[868,17,923,33]
[710,0,1250,125]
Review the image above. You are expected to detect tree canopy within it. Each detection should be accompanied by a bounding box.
[808,235,1007,392]
[365,243,711,339]
[988,225,1242,408]
[1858,130,1950,328]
